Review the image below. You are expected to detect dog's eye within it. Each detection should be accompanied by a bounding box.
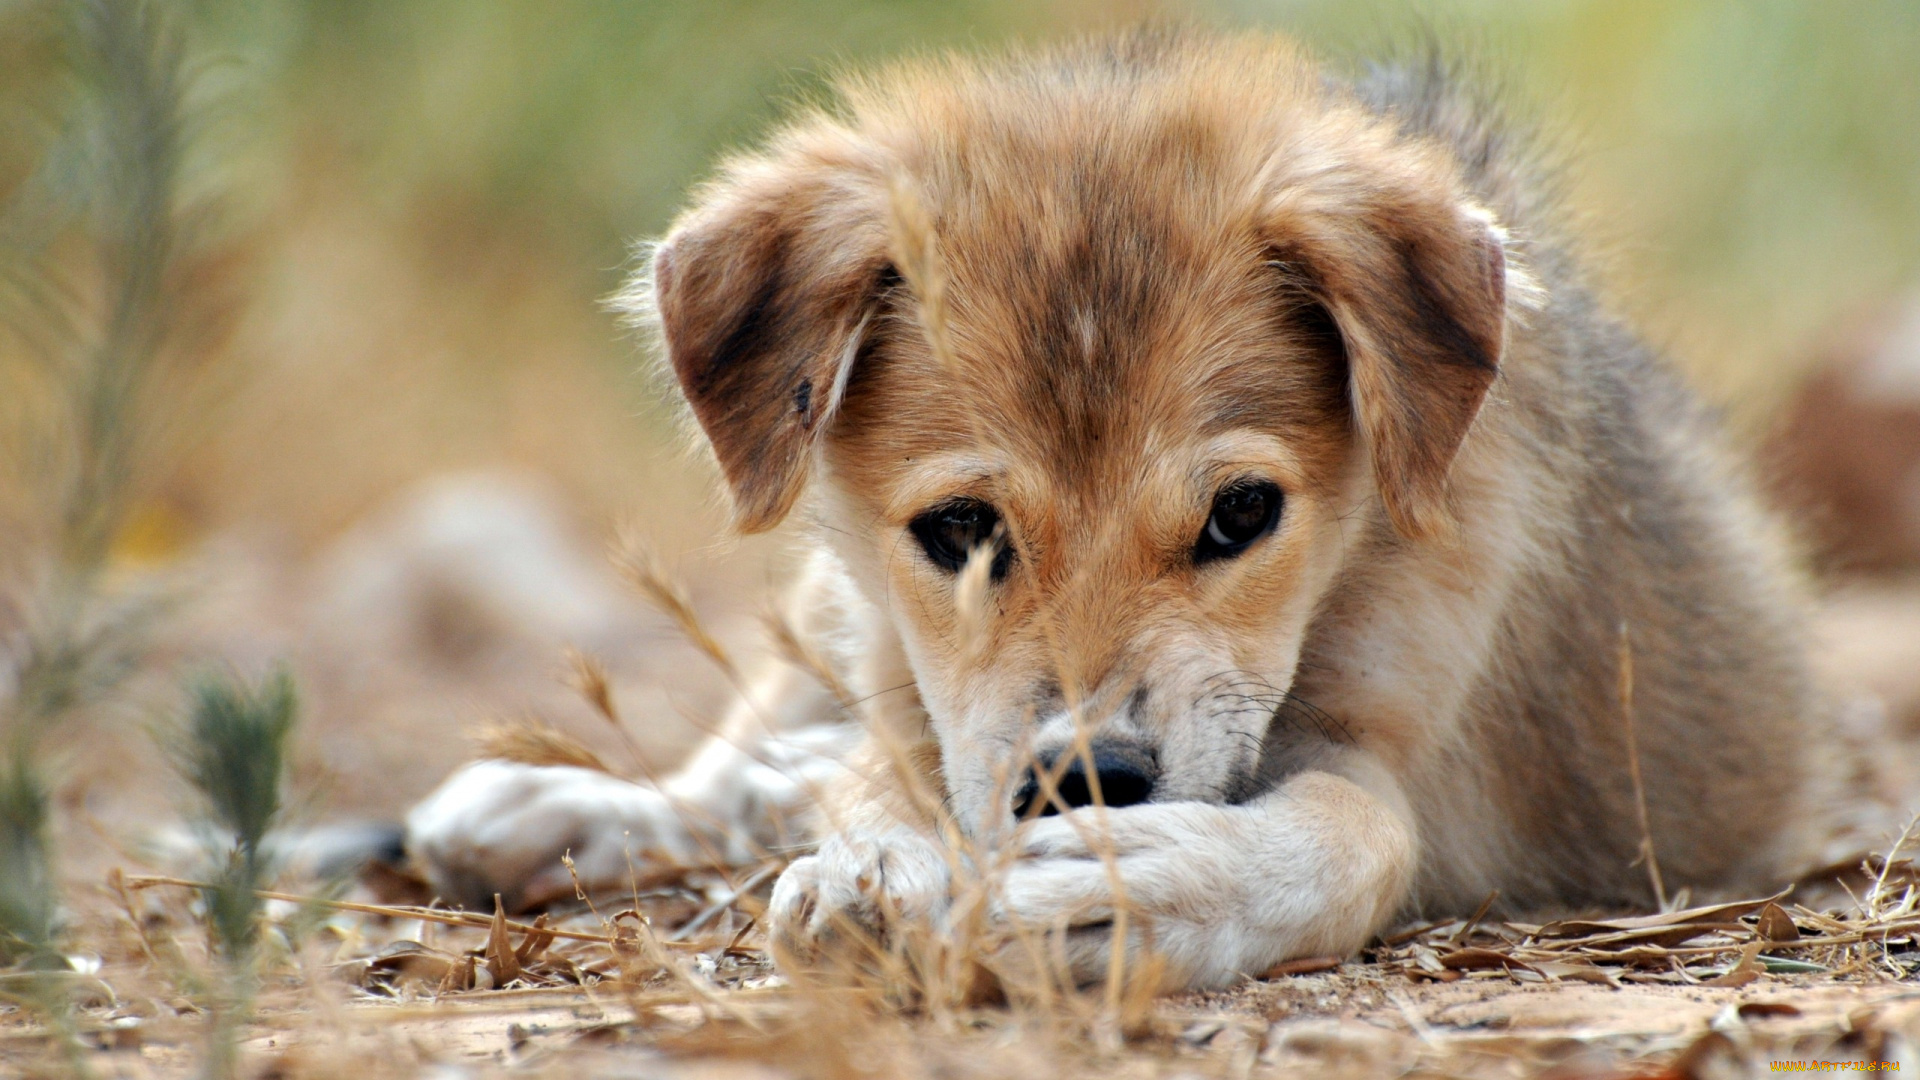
[909,498,1011,579]
[1196,480,1282,562]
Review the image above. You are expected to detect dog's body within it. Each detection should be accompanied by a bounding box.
[407,32,1873,990]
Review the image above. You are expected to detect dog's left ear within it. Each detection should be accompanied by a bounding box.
[635,149,890,533]
[1268,176,1511,540]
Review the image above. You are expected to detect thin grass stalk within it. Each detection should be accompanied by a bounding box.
[563,646,654,774]
[611,534,742,687]
[1617,622,1668,910]
[761,608,855,712]
[608,537,814,858]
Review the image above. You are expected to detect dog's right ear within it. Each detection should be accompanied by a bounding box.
[638,152,891,533]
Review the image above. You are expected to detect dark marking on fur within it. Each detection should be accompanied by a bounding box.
[794,377,814,425]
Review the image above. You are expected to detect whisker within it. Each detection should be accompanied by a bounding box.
[1273,693,1354,745]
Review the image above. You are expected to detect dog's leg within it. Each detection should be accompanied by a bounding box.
[766,746,1415,990]
[406,556,860,910]
[766,735,960,965]
[404,662,851,909]
[995,751,1415,990]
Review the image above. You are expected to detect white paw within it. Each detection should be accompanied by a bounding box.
[404,760,709,910]
[992,800,1386,990]
[768,827,954,964]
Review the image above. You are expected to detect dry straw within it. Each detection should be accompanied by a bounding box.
[1617,621,1669,911]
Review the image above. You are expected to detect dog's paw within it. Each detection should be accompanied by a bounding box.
[405,760,707,910]
[994,793,1402,989]
[768,827,954,966]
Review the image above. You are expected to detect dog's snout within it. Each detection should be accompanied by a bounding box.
[1012,740,1158,817]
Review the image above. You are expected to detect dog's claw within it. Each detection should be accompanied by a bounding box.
[768,828,953,965]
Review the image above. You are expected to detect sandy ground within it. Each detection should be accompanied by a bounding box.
[8,898,1917,1079]
[223,978,1920,1078]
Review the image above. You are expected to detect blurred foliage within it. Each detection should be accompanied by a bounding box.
[0,6,221,1036]
[179,667,294,878]
[184,2,1919,330]
[1,0,236,572]
[185,0,1065,266]
[173,667,298,1078]
[1339,0,1920,413]
[0,753,57,968]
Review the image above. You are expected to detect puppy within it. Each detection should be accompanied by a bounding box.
[407,30,1876,990]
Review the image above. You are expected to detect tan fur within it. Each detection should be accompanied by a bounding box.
[409,30,1882,987]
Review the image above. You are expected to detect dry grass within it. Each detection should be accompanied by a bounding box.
[471,720,614,775]
[0,824,1913,1079]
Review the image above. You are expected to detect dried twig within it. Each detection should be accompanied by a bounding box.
[120,874,706,949]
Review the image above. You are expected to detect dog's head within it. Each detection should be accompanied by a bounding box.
[627,34,1518,836]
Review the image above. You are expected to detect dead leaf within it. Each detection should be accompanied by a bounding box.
[1703,942,1764,987]
[438,954,476,994]
[1438,948,1538,975]
[1533,922,1748,951]
[1735,1001,1801,1020]
[350,942,460,991]
[486,894,523,987]
[1410,945,1445,973]
[1755,902,1800,942]
[1532,960,1620,987]
[1584,946,1707,969]
[1261,955,1344,978]
[1379,918,1454,946]
[1531,893,1785,939]
[515,912,555,966]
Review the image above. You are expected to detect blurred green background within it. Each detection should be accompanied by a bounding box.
[8,0,1918,551]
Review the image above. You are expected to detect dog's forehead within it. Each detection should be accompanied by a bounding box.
[841,256,1346,518]
[849,192,1341,496]
[827,55,1356,505]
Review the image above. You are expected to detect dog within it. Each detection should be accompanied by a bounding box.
[405,30,1883,991]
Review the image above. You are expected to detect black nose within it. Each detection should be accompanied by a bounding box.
[1012,741,1158,817]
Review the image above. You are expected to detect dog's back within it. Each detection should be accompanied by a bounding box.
[1323,53,1866,913]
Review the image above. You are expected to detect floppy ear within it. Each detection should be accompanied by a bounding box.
[641,154,891,533]
[1269,183,1510,540]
